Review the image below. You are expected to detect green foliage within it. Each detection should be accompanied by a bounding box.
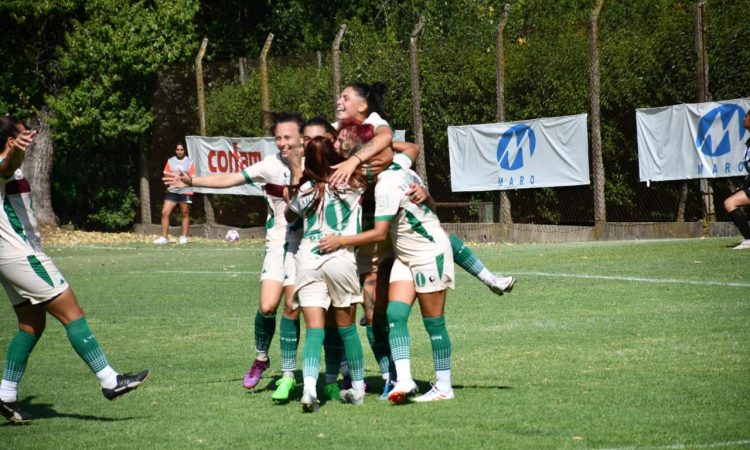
[86,186,139,231]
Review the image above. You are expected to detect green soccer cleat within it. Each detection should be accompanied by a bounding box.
[323,382,340,401]
[271,377,296,403]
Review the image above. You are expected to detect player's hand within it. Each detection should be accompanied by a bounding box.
[406,183,428,204]
[318,235,342,253]
[329,157,359,187]
[163,169,190,188]
[12,130,36,152]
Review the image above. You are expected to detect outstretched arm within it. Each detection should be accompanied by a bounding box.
[329,125,393,186]
[318,220,390,253]
[163,171,246,189]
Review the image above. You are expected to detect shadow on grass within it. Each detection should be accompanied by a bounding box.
[0,396,146,424]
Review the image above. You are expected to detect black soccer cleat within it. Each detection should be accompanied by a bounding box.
[102,370,150,401]
[0,399,33,424]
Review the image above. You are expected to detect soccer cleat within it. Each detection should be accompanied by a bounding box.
[387,378,418,404]
[323,382,340,401]
[488,274,515,295]
[178,236,189,245]
[153,236,169,245]
[102,370,150,401]
[0,399,33,424]
[341,373,352,390]
[271,377,296,402]
[732,239,750,250]
[339,388,365,406]
[300,387,319,413]
[379,380,395,401]
[242,358,270,389]
[413,383,455,402]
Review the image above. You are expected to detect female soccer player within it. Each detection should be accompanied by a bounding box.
[285,137,367,412]
[319,128,457,403]
[0,116,148,424]
[723,109,750,250]
[164,113,304,398]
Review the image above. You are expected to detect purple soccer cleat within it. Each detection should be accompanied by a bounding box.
[242,358,270,389]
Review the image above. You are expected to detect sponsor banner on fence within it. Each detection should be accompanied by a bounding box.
[636,98,749,184]
[447,114,589,192]
[186,130,407,196]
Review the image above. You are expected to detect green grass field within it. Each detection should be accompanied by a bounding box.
[1,237,748,449]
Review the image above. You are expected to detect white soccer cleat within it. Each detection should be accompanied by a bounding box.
[387,378,418,404]
[488,274,515,295]
[339,388,365,406]
[413,383,455,402]
[178,236,189,245]
[300,387,320,413]
[153,236,169,245]
[732,239,750,250]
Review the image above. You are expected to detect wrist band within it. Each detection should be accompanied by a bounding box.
[353,154,363,164]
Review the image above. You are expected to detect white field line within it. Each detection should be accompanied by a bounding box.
[67,245,265,251]
[128,270,261,275]
[514,271,750,288]
[590,438,750,450]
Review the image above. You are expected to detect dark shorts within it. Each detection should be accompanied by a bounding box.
[165,192,193,204]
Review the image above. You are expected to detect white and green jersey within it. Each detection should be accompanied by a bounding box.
[374,163,448,264]
[240,153,293,248]
[290,180,364,266]
[0,165,43,256]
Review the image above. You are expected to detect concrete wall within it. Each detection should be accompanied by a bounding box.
[136,221,741,244]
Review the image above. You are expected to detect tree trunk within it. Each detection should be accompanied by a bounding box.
[260,33,274,134]
[588,0,607,229]
[695,0,715,223]
[409,16,428,187]
[195,37,215,224]
[332,24,347,111]
[494,4,513,225]
[138,131,151,226]
[25,108,58,227]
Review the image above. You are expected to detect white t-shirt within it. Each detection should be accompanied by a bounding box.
[240,153,292,247]
[164,156,195,195]
[0,164,42,256]
[373,163,448,264]
[289,180,364,269]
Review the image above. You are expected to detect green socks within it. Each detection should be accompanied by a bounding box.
[366,314,391,377]
[423,316,452,372]
[323,326,344,383]
[279,316,300,374]
[65,316,109,373]
[387,301,411,362]
[254,310,276,355]
[302,328,325,381]
[450,233,485,277]
[338,325,364,383]
[2,330,40,384]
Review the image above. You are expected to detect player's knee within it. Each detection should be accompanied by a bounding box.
[386,301,410,326]
[724,196,736,212]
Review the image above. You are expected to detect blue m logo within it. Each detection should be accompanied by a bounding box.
[696,104,747,157]
[497,124,536,171]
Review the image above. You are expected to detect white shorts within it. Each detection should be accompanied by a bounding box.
[294,251,363,310]
[282,248,296,287]
[260,242,285,283]
[356,240,394,275]
[390,242,455,294]
[0,253,69,306]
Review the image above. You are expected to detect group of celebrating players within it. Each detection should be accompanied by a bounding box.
[163,81,516,412]
[0,82,515,423]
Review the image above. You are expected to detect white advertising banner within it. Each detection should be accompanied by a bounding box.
[185,136,277,195]
[636,98,749,184]
[448,114,590,192]
[185,130,407,196]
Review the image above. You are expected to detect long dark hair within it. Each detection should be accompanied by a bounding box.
[299,137,363,215]
[348,82,389,121]
[0,115,22,148]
